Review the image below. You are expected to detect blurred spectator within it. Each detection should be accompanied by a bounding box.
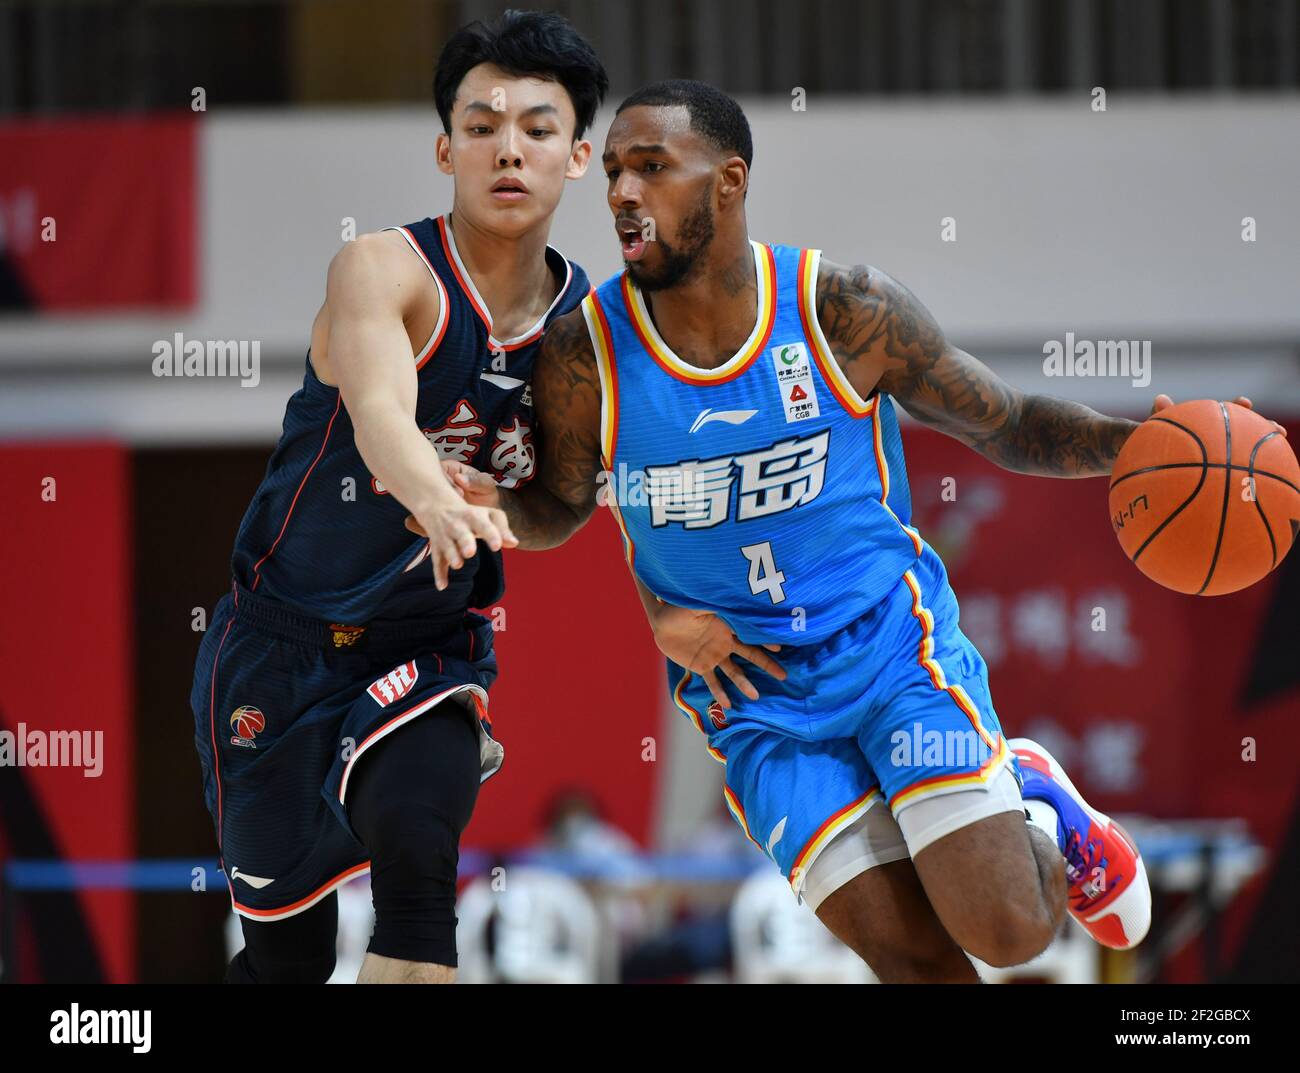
[538,789,641,860]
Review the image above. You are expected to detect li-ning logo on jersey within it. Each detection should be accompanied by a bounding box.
[645,429,830,529]
[230,868,275,889]
[689,408,758,433]
[490,417,535,487]
[766,816,787,857]
[368,661,419,707]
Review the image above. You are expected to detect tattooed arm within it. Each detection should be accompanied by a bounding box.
[489,306,607,548]
[816,260,1138,476]
[428,306,604,549]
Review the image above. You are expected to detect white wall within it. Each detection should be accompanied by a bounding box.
[2,96,1298,442]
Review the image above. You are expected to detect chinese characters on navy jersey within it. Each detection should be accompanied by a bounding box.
[371,395,536,495]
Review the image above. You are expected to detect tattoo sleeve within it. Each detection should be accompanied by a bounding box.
[499,307,605,548]
[818,260,1138,477]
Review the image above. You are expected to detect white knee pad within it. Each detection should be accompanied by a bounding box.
[800,765,1024,912]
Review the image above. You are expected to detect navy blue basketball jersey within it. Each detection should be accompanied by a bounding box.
[582,241,923,648]
[230,215,590,622]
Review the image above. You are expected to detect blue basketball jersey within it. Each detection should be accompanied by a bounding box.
[231,215,589,622]
[582,241,923,647]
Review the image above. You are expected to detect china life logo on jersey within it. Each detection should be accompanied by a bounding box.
[772,343,820,423]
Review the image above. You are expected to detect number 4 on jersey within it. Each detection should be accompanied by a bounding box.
[741,541,787,604]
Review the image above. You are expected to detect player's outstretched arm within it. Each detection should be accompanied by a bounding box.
[817,259,1138,477]
[438,306,605,549]
[325,234,516,588]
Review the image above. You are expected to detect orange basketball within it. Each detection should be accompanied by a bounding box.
[1108,400,1300,595]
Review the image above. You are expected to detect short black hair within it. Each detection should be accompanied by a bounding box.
[616,79,753,169]
[433,10,609,141]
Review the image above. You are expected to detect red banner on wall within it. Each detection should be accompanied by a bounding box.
[0,115,198,311]
[0,443,135,982]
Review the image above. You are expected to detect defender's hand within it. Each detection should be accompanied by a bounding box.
[650,603,786,710]
[403,486,517,591]
[440,459,505,507]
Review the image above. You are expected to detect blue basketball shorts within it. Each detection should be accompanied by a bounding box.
[190,584,503,921]
[669,544,1023,900]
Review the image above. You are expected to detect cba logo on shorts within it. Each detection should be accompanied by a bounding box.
[707,700,729,730]
[229,705,266,749]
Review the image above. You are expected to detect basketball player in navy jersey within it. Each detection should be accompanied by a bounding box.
[435,80,1273,982]
[190,12,610,984]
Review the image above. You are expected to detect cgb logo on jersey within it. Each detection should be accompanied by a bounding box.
[229,705,265,749]
[367,661,419,707]
[771,343,820,423]
[490,417,535,488]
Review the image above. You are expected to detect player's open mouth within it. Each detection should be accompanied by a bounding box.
[617,219,647,261]
[491,178,529,201]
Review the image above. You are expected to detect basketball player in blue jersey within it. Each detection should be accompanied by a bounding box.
[188,12,608,983]
[429,79,1275,982]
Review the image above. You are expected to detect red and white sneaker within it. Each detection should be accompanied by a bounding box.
[1010,737,1151,949]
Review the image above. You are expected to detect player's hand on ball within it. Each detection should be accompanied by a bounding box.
[650,603,786,710]
[1150,394,1286,436]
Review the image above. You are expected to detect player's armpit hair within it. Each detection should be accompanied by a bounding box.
[501,308,604,548]
[817,259,1135,477]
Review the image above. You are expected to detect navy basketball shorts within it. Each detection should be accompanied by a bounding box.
[189,584,503,921]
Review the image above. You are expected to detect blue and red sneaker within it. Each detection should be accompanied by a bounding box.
[1010,738,1151,949]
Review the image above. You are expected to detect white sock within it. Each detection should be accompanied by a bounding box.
[1024,798,1061,849]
